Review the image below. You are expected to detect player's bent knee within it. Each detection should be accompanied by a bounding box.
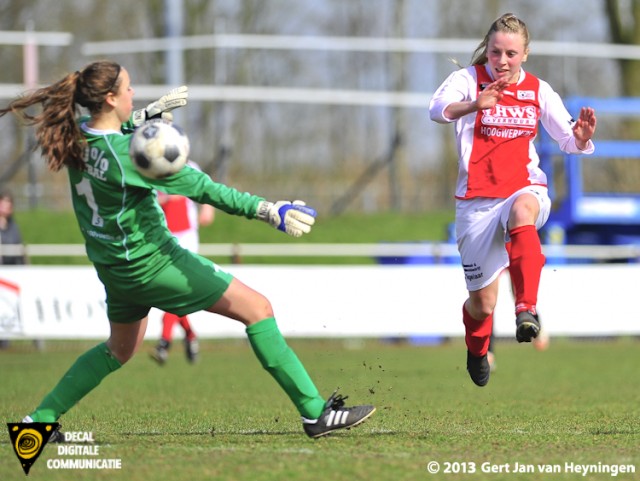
[245,297,275,324]
[510,196,539,226]
[106,339,143,365]
[106,346,136,365]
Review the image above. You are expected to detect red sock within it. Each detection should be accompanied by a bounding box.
[178,316,196,341]
[508,225,545,315]
[162,313,180,341]
[462,304,493,357]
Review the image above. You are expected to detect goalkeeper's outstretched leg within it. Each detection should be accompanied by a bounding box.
[205,277,376,435]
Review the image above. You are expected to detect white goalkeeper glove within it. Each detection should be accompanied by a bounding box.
[132,85,188,127]
[256,200,317,237]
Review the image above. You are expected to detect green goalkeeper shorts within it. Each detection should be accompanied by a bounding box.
[94,240,233,323]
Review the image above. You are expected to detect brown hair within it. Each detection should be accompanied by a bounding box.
[0,60,122,172]
[471,13,530,66]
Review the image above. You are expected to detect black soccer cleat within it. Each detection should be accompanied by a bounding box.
[467,351,490,387]
[47,425,65,443]
[150,339,170,365]
[302,390,376,438]
[185,338,199,364]
[515,311,540,343]
[150,346,168,365]
[22,416,65,443]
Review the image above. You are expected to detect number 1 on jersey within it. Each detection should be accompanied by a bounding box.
[75,177,104,227]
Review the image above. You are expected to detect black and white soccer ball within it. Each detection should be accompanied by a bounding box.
[129,120,190,179]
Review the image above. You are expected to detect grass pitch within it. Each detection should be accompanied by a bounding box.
[1,338,638,481]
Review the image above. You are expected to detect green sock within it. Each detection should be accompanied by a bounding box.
[28,342,122,423]
[246,318,325,420]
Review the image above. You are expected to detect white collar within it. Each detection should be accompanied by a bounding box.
[81,122,123,136]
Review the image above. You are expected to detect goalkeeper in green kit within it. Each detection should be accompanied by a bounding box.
[0,60,375,439]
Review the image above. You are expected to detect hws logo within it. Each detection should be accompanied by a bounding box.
[481,105,537,128]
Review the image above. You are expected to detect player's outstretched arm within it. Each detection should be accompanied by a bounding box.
[132,86,189,126]
[256,200,317,237]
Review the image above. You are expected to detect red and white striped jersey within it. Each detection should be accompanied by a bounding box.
[157,161,202,252]
[429,65,594,199]
[161,195,198,235]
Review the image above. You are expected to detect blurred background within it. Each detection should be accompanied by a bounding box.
[0,0,639,216]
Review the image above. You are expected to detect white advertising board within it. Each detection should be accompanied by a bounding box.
[0,264,637,339]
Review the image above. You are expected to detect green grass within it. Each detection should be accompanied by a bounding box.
[14,209,455,265]
[15,210,454,244]
[1,338,638,481]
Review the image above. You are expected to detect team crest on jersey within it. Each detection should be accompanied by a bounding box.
[517,90,536,101]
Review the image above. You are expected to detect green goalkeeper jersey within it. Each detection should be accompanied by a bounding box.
[68,117,263,270]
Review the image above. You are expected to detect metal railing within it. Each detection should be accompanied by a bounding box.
[1,243,640,261]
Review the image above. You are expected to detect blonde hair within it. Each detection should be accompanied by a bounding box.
[471,13,530,66]
[0,61,121,172]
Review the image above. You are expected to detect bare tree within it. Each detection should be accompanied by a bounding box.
[604,0,640,95]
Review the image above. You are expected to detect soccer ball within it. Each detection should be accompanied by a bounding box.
[129,120,190,179]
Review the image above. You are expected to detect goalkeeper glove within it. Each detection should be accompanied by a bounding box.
[132,85,188,126]
[256,200,317,237]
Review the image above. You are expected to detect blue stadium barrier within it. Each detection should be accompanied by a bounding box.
[538,97,640,263]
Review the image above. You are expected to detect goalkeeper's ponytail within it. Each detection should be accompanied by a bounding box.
[0,60,122,173]
[36,72,85,172]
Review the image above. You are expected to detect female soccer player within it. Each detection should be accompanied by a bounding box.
[0,60,375,438]
[429,13,596,387]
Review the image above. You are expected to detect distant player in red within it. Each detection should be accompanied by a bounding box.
[151,161,215,365]
[429,13,596,387]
